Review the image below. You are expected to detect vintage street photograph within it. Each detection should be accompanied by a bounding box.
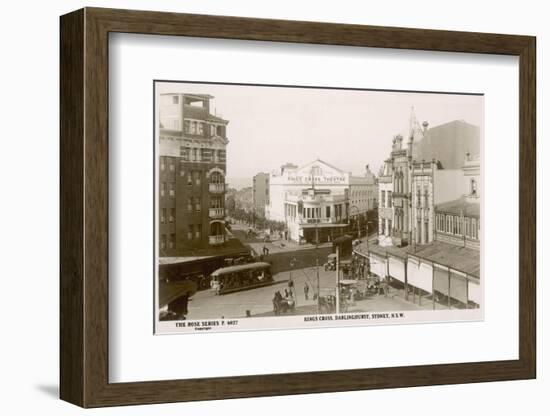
[154,81,483,334]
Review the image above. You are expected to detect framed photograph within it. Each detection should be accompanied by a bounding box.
[60,7,536,408]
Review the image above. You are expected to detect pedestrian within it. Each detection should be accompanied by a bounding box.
[304,283,309,300]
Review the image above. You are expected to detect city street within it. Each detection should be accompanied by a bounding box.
[186,262,438,320]
[229,221,332,255]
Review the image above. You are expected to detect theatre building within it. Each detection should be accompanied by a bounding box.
[266,159,377,244]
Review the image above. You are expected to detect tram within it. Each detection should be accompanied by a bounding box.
[210,262,273,295]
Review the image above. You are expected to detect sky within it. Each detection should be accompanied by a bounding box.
[157,81,483,186]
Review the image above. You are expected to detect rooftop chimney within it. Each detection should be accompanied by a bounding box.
[422,121,429,133]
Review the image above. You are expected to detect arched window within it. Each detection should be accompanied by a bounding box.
[210,171,223,184]
[471,179,477,195]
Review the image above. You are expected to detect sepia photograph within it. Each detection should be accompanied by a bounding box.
[154,81,483,334]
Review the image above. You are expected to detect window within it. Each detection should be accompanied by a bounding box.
[195,197,201,212]
[169,158,175,171]
[197,122,204,135]
[216,125,223,136]
[184,120,190,134]
[172,96,179,104]
[168,182,175,197]
[326,206,331,218]
[196,224,202,239]
[381,191,385,208]
[211,196,222,209]
[210,125,216,136]
[160,182,166,197]
[160,208,166,224]
[210,196,222,208]
[169,233,175,249]
[387,191,392,207]
[160,156,165,171]
[424,190,429,208]
[180,147,189,161]
[311,166,322,176]
[471,179,477,196]
[160,234,166,250]
[187,225,194,240]
[201,148,213,162]
[210,172,223,184]
[187,197,192,211]
[194,171,201,186]
[218,150,226,163]
[169,208,175,223]
[187,173,192,186]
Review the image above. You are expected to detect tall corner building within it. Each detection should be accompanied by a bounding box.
[158,93,229,257]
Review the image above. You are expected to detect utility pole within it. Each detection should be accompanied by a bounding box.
[316,222,320,313]
[335,245,340,314]
[366,221,369,254]
[316,258,320,314]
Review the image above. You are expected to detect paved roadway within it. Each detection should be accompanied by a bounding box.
[187,264,333,320]
[186,263,439,320]
[186,222,442,320]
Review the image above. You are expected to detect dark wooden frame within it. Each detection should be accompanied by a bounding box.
[60,7,536,408]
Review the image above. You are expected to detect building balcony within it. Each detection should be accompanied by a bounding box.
[209,235,225,246]
[209,208,225,219]
[209,183,225,193]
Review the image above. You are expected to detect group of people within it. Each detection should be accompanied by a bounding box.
[272,288,296,315]
[350,254,368,279]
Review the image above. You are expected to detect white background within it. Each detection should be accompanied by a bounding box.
[0,0,546,415]
[111,35,510,382]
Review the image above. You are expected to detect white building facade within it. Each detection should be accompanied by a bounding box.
[266,159,377,243]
